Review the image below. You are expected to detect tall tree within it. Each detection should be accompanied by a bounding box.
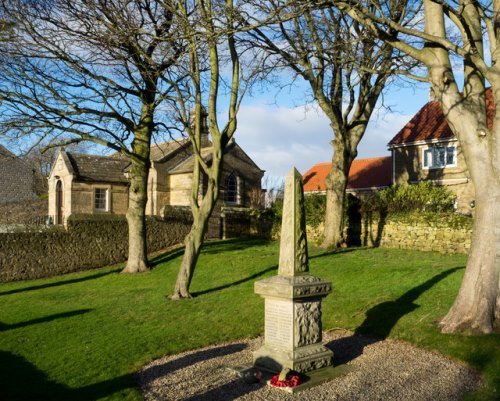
[247,1,416,248]
[168,0,244,299]
[0,0,185,272]
[331,0,499,334]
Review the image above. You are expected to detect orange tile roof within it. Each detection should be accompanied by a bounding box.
[389,88,494,145]
[303,156,392,192]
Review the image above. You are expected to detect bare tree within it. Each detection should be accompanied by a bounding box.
[0,0,185,273]
[247,1,417,248]
[168,0,245,299]
[331,0,499,334]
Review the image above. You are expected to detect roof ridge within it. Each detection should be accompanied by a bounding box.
[309,157,390,167]
[151,136,187,146]
[354,156,391,162]
[66,151,116,159]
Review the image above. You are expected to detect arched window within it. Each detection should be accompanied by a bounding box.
[226,173,237,204]
[55,180,63,225]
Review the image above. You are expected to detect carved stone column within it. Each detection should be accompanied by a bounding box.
[253,168,333,373]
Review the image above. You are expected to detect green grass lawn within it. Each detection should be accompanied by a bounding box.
[0,239,498,400]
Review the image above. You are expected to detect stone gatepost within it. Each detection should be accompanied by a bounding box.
[253,168,333,373]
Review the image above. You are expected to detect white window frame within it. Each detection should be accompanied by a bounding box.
[422,145,457,169]
[94,187,110,212]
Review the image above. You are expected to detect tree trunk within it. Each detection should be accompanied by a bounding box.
[171,186,216,299]
[122,157,150,273]
[321,138,355,249]
[439,187,500,333]
[121,110,153,274]
[422,0,499,334]
[170,208,211,299]
[435,93,500,333]
[322,168,348,249]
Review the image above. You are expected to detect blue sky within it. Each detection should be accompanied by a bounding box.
[235,81,431,182]
[0,76,431,186]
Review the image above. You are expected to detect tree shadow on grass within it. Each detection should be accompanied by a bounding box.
[191,265,277,297]
[309,247,359,260]
[326,266,464,365]
[150,238,273,269]
[200,238,272,255]
[0,270,119,297]
[0,309,92,332]
[149,247,186,268]
[0,351,135,401]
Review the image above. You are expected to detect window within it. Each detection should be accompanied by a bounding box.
[423,146,456,169]
[226,173,237,204]
[94,188,108,211]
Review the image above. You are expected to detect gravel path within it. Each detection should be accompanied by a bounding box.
[137,329,482,401]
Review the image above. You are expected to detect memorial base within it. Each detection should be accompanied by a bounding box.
[254,343,333,373]
[227,364,353,394]
[253,274,333,374]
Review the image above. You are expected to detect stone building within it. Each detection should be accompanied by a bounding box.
[303,90,492,215]
[47,136,265,224]
[386,90,494,213]
[0,145,37,203]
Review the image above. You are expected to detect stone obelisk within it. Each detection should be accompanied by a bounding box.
[253,168,333,373]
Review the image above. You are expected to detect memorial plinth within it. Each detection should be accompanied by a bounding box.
[253,168,333,374]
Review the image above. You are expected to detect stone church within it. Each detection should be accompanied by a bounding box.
[47,132,264,225]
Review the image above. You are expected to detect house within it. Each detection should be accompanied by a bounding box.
[47,133,265,224]
[0,145,37,203]
[387,91,494,213]
[303,156,392,197]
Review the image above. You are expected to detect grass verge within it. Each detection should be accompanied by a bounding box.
[0,239,498,400]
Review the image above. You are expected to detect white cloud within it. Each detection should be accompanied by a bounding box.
[358,111,413,157]
[235,104,332,178]
[235,103,413,181]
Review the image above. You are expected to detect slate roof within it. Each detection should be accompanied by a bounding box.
[168,147,213,174]
[63,137,262,183]
[167,142,264,175]
[303,156,392,192]
[150,138,191,162]
[389,88,494,146]
[64,138,191,183]
[66,153,130,184]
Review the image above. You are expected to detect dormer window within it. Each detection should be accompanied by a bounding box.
[423,145,456,169]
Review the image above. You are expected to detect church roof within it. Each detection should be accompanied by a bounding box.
[65,153,130,184]
[150,138,191,162]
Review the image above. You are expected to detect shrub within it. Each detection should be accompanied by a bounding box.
[361,182,456,213]
[304,193,326,228]
[268,192,326,230]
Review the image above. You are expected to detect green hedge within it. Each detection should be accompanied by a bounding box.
[361,182,456,213]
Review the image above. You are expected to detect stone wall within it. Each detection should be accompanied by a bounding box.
[307,212,472,254]
[358,213,472,254]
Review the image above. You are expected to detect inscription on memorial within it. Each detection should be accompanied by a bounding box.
[265,299,293,347]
